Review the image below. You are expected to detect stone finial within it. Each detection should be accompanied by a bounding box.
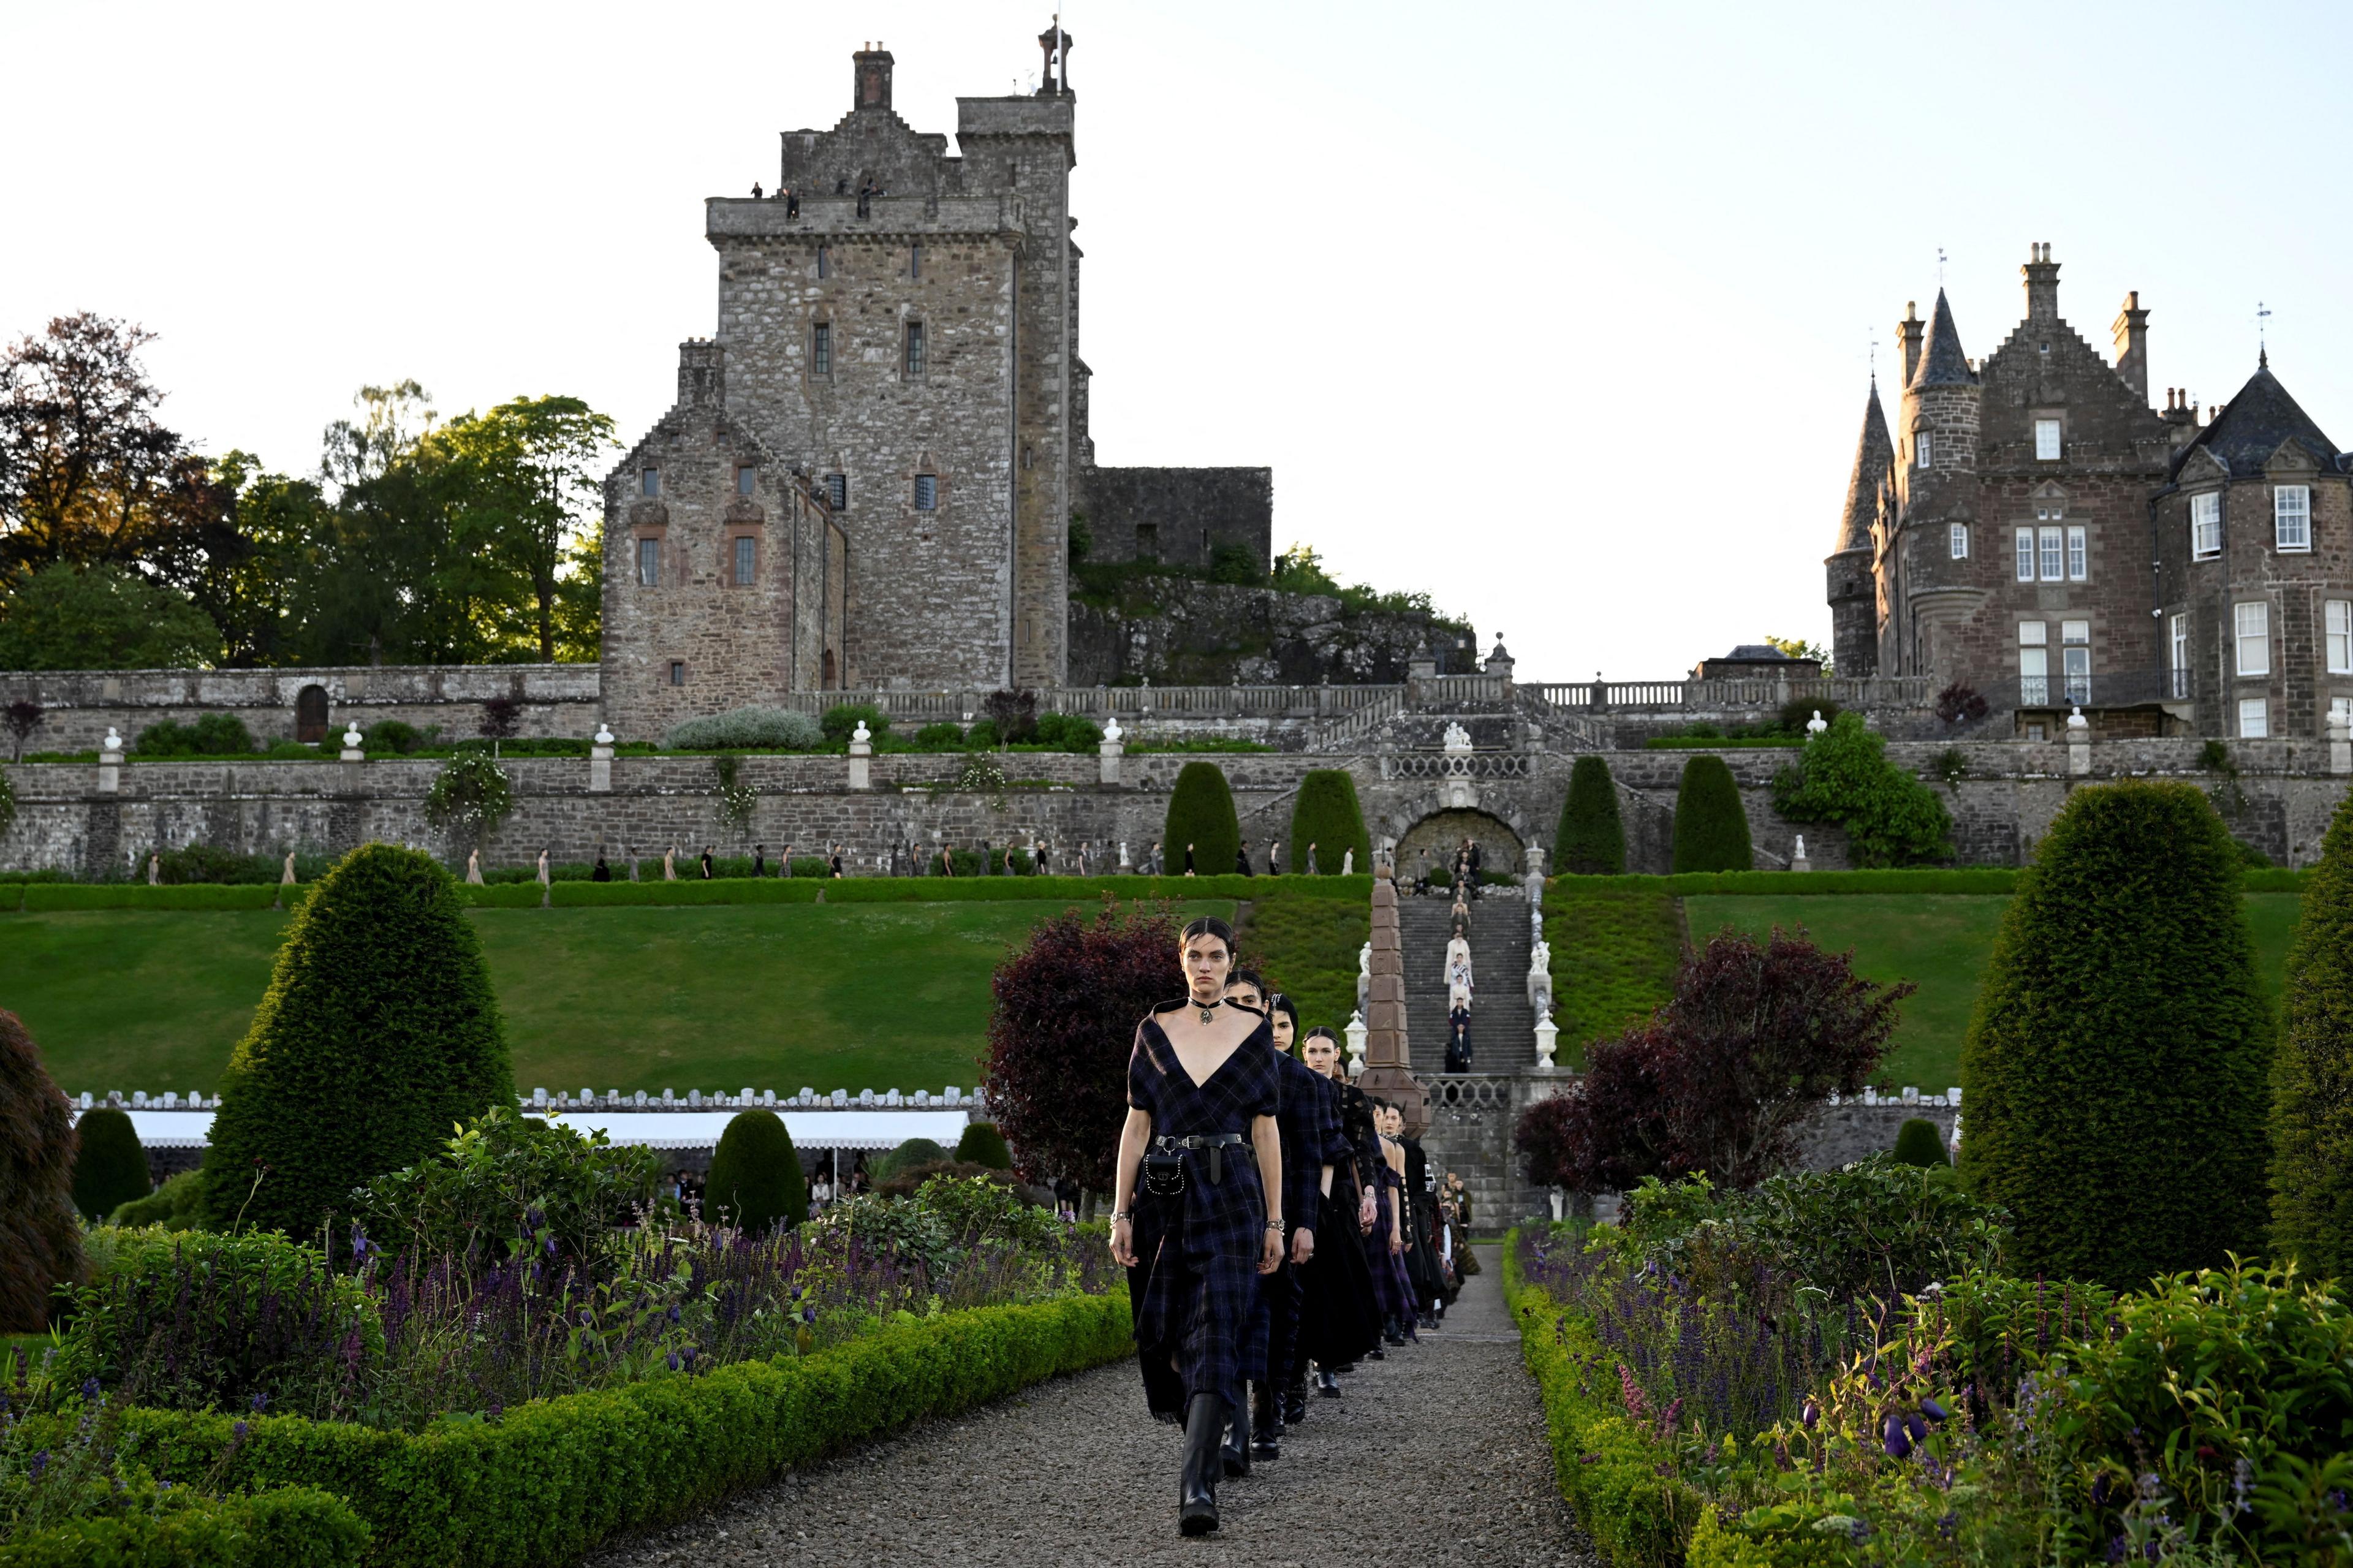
[1534,1012,1559,1070]
[1344,1010,1368,1077]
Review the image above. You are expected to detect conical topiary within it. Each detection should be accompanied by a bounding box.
[71,1106,151,1221]
[2270,787,2353,1278]
[1959,782,2270,1290]
[1556,755,1626,875]
[0,1008,83,1331]
[1672,754,1752,873]
[705,1109,806,1234]
[1288,770,1370,877]
[956,1121,1014,1170]
[1890,1117,1949,1167]
[202,843,515,1238]
[1164,761,1241,876]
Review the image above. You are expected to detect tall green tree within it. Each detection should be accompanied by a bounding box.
[0,562,220,670]
[1164,761,1241,874]
[430,396,615,662]
[1672,755,1751,873]
[1288,769,1370,876]
[1556,754,1626,874]
[202,844,513,1237]
[1771,711,1950,866]
[1959,782,2271,1289]
[0,313,186,577]
[2271,788,2353,1278]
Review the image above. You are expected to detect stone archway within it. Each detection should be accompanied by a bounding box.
[294,684,328,744]
[1395,808,1525,881]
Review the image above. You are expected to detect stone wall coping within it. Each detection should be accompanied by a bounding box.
[70,1086,991,1113]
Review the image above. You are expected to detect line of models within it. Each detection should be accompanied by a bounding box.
[1108,916,1470,1537]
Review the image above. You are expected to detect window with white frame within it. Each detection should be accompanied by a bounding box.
[1917,431,1933,469]
[2040,525,2064,581]
[1949,523,1968,559]
[2330,600,2353,675]
[2066,525,2087,581]
[2240,697,2270,738]
[2191,492,2221,558]
[2276,485,2311,551]
[2236,600,2271,676]
[2019,621,2049,705]
[2034,419,2062,460]
[2015,528,2035,582]
[2333,695,2353,733]
[2061,619,2091,703]
[2170,612,2189,698]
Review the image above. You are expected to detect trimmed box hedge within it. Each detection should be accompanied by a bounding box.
[101,1289,1133,1568]
[1551,869,2023,896]
[20,884,285,911]
[0,1485,368,1568]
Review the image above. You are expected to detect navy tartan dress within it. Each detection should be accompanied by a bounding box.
[1127,1002,1279,1420]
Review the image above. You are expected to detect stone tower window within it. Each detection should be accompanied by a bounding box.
[825,473,848,510]
[914,474,938,511]
[910,244,922,279]
[2275,485,2311,551]
[637,538,660,588]
[1916,432,1933,469]
[812,322,832,376]
[817,245,831,279]
[2191,493,2222,559]
[2034,419,2062,461]
[1949,523,1968,559]
[903,322,926,379]
[1135,523,1159,559]
[733,536,757,585]
[670,661,686,686]
[737,466,757,497]
[641,468,660,498]
[2236,600,2271,676]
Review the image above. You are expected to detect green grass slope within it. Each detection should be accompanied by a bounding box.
[1,899,1235,1096]
[1238,895,1371,1035]
[1543,889,1687,1069]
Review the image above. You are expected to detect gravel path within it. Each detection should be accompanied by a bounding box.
[584,1246,1596,1567]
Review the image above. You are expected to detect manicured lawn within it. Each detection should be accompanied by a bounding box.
[1239,895,1370,1036]
[0,898,1235,1097]
[1687,892,2303,1093]
[1545,890,1688,1069]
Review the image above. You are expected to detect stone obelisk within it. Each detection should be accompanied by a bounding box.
[1356,849,1428,1135]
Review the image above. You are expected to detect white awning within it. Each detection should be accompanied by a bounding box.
[77,1107,972,1154]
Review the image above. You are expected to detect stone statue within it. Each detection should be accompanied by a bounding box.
[281,851,297,885]
[1342,848,1354,875]
[146,853,159,886]
[1442,721,1472,754]
[664,846,677,881]
[536,849,550,885]
[466,849,483,884]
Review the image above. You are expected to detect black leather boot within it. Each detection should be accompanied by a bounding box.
[1221,1396,1252,1477]
[1316,1367,1343,1397]
[1251,1381,1281,1460]
[1180,1393,1226,1535]
[1283,1377,1308,1425]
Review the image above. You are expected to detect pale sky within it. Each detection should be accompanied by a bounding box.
[6,0,2349,681]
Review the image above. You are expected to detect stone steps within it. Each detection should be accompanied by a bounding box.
[1398,893,1536,1076]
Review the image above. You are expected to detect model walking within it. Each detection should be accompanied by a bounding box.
[1293,1026,1382,1401]
[1108,917,1284,1536]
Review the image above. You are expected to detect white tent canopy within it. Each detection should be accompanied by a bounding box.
[86,1107,974,1154]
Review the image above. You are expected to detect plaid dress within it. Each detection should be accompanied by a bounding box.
[1127,1003,1280,1419]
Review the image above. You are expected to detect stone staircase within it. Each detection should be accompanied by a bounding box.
[1397,892,1536,1076]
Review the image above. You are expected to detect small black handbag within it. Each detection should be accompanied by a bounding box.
[1142,1147,1187,1198]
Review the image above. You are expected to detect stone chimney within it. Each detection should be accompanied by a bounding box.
[1898,301,1924,387]
[853,43,893,112]
[676,339,725,408]
[2022,242,2061,324]
[2112,290,2150,401]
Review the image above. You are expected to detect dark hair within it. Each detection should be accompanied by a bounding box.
[1226,966,1267,996]
[1179,915,1235,955]
[1267,993,1299,1032]
[1297,1023,1339,1062]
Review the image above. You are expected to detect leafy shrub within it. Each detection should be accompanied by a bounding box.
[108,1168,203,1230]
[1029,711,1102,751]
[965,718,1001,748]
[1960,781,2271,1290]
[132,713,257,757]
[704,1110,806,1234]
[365,719,428,755]
[872,1138,950,1183]
[1287,768,1371,877]
[422,751,513,846]
[1890,1116,1950,1167]
[955,1121,1013,1170]
[1556,754,1626,875]
[59,1227,382,1413]
[202,844,515,1237]
[1,1008,82,1331]
[981,689,1037,743]
[0,771,13,843]
[1516,927,1908,1192]
[0,1483,371,1568]
[983,900,1186,1190]
[1934,682,1990,725]
[908,1172,1061,1246]
[69,1108,148,1222]
[912,721,966,749]
[662,706,823,751]
[1163,760,1241,875]
[1771,711,1952,866]
[2270,785,2353,1278]
[1670,755,1751,873]
[817,703,888,744]
[1208,541,1261,584]
[353,1106,662,1265]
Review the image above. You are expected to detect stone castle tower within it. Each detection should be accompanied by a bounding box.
[601,32,1273,742]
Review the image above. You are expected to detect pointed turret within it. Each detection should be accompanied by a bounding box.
[1910,289,1976,388]
[1836,382,1894,553]
[1826,379,1892,677]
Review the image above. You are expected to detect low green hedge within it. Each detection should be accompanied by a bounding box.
[550,877,822,906]
[0,1485,368,1568]
[1552,869,2023,896]
[101,1289,1132,1568]
[20,884,287,911]
[1505,1230,1691,1567]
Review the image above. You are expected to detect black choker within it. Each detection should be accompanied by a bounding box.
[1194,998,1222,1025]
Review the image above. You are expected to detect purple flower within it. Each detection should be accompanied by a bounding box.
[28,1451,47,1479]
[665,1351,681,1371]
[1800,1399,1819,1429]
[233,1420,249,1439]
[80,1377,100,1403]
[1882,1414,1912,1460]
[1921,1396,1949,1423]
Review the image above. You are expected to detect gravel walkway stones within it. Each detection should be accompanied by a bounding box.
[584,1246,1597,1567]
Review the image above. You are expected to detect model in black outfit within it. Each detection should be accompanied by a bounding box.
[1109,917,1284,1537]
[1294,1027,1384,1398]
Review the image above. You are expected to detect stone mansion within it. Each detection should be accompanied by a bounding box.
[599,33,1274,741]
[1827,244,2353,740]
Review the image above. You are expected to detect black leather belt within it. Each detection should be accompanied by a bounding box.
[1156,1132,1245,1184]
